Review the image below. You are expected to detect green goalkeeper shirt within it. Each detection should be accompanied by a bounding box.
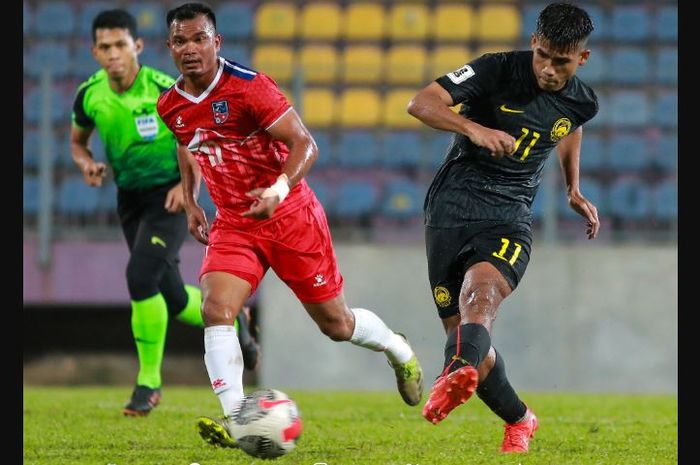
[72,66,179,190]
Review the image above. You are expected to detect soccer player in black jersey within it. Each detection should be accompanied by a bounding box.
[407,3,600,453]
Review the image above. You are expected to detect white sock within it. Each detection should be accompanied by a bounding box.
[349,308,414,365]
[204,325,244,417]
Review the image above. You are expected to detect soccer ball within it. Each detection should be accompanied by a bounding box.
[229,389,302,459]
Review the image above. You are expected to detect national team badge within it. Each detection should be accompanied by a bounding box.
[433,286,452,308]
[212,100,229,124]
[550,117,572,142]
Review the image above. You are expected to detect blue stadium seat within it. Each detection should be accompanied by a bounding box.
[34,2,75,37]
[23,129,60,169]
[336,132,379,169]
[577,50,606,85]
[651,134,678,173]
[57,177,100,215]
[23,2,30,35]
[607,134,650,172]
[381,132,422,169]
[216,2,254,39]
[139,47,160,69]
[24,87,67,124]
[651,179,677,221]
[655,48,678,85]
[97,182,118,212]
[220,45,251,67]
[78,3,117,36]
[380,178,424,219]
[579,132,606,172]
[611,6,650,42]
[654,92,678,128]
[306,177,335,213]
[426,133,454,171]
[24,176,40,215]
[335,180,379,218]
[609,91,650,127]
[655,6,678,41]
[25,41,71,79]
[72,43,100,79]
[198,184,217,218]
[126,3,166,38]
[520,4,547,40]
[609,48,650,85]
[559,177,605,218]
[583,92,608,129]
[608,178,651,220]
[310,130,334,169]
[581,5,608,42]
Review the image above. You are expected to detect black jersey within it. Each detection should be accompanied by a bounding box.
[425,50,598,227]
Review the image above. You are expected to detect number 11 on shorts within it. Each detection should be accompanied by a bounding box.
[492,238,522,265]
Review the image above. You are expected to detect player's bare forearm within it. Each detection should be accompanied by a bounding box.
[176,144,201,209]
[407,83,471,135]
[267,109,318,187]
[556,126,583,195]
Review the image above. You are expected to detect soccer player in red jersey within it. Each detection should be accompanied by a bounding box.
[157,3,424,448]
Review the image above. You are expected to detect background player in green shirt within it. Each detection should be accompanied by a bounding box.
[70,9,258,416]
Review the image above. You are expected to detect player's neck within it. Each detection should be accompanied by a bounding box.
[108,65,140,94]
[182,69,218,97]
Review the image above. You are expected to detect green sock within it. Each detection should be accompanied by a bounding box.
[175,285,204,327]
[131,293,168,389]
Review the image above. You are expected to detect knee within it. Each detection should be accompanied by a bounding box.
[317,314,353,342]
[459,283,503,319]
[201,295,234,325]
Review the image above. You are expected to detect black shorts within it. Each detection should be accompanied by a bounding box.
[425,221,533,319]
[117,180,188,264]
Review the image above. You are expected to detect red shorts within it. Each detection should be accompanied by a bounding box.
[200,197,344,303]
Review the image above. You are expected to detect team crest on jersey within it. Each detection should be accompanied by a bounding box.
[433,286,452,308]
[551,117,572,142]
[211,100,229,124]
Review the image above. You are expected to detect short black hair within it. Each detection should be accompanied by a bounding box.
[536,3,594,53]
[166,2,217,30]
[92,9,139,43]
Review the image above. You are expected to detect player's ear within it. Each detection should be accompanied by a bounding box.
[214,33,222,52]
[578,49,590,66]
[530,33,538,49]
[134,38,144,55]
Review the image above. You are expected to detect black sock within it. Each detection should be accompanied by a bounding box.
[476,349,527,424]
[443,323,491,374]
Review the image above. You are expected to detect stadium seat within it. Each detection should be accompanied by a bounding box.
[138,47,160,69]
[97,181,118,212]
[381,178,424,219]
[301,88,336,128]
[126,3,165,38]
[583,91,608,129]
[380,132,422,169]
[309,130,334,169]
[608,177,651,220]
[607,134,650,172]
[655,6,678,41]
[609,48,649,85]
[653,92,678,129]
[342,3,385,41]
[609,91,650,128]
[34,1,75,37]
[520,4,547,40]
[299,3,341,41]
[252,45,295,84]
[341,45,383,84]
[198,184,217,218]
[651,179,677,221]
[306,177,334,212]
[559,177,605,218]
[298,45,338,84]
[611,6,650,42]
[578,132,606,172]
[72,42,100,79]
[426,133,454,170]
[429,46,473,80]
[576,50,606,85]
[23,1,30,35]
[23,176,40,216]
[432,4,474,42]
[255,3,297,40]
[57,177,100,215]
[220,45,251,68]
[338,89,381,128]
[336,131,379,169]
[385,45,427,85]
[25,41,71,79]
[655,48,678,85]
[335,179,379,218]
[23,129,60,169]
[24,87,67,124]
[77,2,116,36]
[651,134,678,173]
[383,89,422,129]
[388,4,430,41]
[583,5,608,42]
[216,2,254,39]
[476,5,521,42]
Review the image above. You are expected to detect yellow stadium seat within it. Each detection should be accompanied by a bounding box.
[298,45,338,84]
[386,45,427,85]
[252,45,295,83]
[299,3,341,40]
[432,4,475,41]
[475,44,514,57]
[301,88,336,127]
[339,88,381,127]
[255,3,297,40]
[342,3,385,40]
[341,45,384,84]
[388,4,430,41]
[383,89,422,128]
[429,46,473,79]
[476,5,521,42]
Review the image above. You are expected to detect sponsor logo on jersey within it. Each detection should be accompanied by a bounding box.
[212,100,229,124]
[550,117,572,141]
[447,65,475,84]
[433,286,452,308]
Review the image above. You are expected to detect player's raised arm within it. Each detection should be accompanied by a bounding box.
[556,126,600,239]
[176,142,209,244]
[242,109,318,219]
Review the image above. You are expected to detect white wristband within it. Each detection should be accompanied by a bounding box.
[261,174,290,203]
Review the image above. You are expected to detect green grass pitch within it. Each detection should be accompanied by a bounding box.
[24,386,676,465]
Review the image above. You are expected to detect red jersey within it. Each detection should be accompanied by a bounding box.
[157,57,314,229]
